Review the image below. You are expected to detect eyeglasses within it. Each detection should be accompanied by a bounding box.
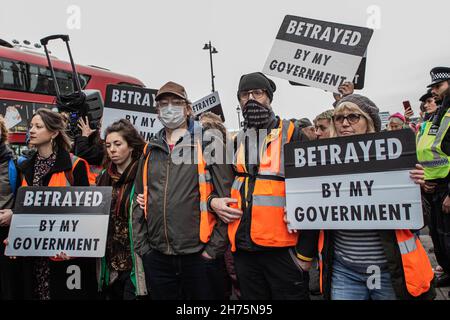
[314,125,328,132]
[157,99,187,108]
[238,89,266,101]
[333,113,362,125]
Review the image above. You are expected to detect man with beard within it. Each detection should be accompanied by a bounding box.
[216,72,317,300]
[417,67,450,288]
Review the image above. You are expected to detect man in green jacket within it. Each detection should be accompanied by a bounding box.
[131,81,233,299]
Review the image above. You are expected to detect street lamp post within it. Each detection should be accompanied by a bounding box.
[203,41,218,92]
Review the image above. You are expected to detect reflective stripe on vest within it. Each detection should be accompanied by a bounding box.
[417,111,450,180]
[318,230,325,295]
[142,141,217,244]
[395,230,434,297]
[252,195,286,207]
[21,154,85,187]
[228,120,297,251]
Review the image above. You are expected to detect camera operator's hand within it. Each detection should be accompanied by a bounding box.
[78,116,96,137]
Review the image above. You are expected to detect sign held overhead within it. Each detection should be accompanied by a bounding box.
[263,15,373,92]
[192,91,225,122]
[102,84,163,141]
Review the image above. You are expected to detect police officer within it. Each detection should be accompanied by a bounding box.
[417,67,450,288]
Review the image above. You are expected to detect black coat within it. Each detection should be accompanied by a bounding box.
[20,148,89,187]
[73,134,105,166]
[18,148,97,300]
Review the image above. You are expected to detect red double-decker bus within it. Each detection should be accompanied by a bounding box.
[0,39,145,154]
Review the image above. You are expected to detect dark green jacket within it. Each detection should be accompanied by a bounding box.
[131,119,233,259]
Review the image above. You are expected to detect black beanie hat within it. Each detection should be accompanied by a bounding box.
[237,72,276,102]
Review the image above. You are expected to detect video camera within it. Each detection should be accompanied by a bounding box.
[40,35,103,139]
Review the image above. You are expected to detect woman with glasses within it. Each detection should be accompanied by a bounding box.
[318,94,435,300]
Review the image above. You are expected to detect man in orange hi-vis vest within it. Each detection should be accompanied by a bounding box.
[214,72,318,300]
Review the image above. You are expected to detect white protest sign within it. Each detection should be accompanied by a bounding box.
[284,130,423,230]
[192,91,225,122]
[263,15,373,92]
[6,186,112,257]
[102,85,163,141]
[379,111,391,130]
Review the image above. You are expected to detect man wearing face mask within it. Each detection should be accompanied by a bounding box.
[131,81,233,300]
[223,72,318,300]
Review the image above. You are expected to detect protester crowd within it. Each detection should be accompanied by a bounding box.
[0,66,449,301]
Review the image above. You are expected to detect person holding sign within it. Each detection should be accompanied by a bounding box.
[225,72,317,300]
[318,94,435,300]
[7,108,98,300]
[96,119,146,299]
[417,67,450,288]
[132,81,232,300]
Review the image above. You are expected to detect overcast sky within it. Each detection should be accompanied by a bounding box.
[1,0,449,130]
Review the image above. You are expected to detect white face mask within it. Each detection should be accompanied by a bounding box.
[158,105,186,129]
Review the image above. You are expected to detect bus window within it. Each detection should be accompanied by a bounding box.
[0,58,27,91]
[29,63,90,96]
[1,57,91,96]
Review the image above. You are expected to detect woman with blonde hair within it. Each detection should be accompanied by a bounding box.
[318,94,435,300]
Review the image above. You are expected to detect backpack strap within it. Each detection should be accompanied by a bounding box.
[8,159,18,195]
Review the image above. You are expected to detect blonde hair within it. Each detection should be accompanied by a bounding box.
[331,102,375,137]
[0,115,8,144]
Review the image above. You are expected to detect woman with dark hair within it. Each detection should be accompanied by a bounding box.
[96,119,147,300]
[6,108,97,300]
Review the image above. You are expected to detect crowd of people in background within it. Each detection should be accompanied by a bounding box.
[0,66,449,300]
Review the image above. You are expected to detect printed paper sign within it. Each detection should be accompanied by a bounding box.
[284,130,423,230]
[192,91,225,122]
[102,85,162,141]
[264,15,373,92]
[6,186,112,257]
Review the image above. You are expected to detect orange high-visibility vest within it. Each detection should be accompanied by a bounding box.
[141,140,217,243]
[317,229,434,297]
[22,153,88,262]
[88,164,103,186]
[228,120,297,251]
[22,154,86,187]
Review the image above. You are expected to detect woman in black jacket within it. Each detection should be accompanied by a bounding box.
[7,109,97,300]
